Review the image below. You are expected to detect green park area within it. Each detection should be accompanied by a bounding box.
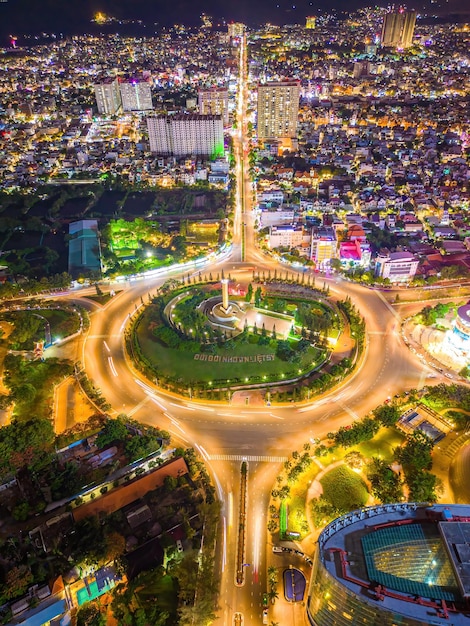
[318,426,406,466]
[101,217,223,276]
[0,184,229,289]
[270,387,470,541]
[0,302,86,420]
[1,306,81,350]
[128,280,340,391]
[269,402,438,540]
[278,427,406,538]
[136,313,323,385]
[127,280,364,398]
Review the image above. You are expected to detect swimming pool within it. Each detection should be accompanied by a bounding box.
[76,579,113,606]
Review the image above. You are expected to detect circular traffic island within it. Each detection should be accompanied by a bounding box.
[128,279,357,400]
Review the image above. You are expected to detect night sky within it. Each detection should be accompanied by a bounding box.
[0,0,469,40]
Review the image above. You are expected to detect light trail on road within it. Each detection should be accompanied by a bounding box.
[107,356,118,377]
[66,33,451,626]
[228,491,233,529]
[252,502,263,585]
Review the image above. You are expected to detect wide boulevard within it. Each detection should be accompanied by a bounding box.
[77,36,439,626]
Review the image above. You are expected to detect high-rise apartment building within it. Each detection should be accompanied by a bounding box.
[257,81,300,145]
[147,114,224,157]
[227,22,245,38]
[381,10,416,48]
[305,16,316,29]
[198,87,229,126]
[119,79,153,111]
[94,78,121,115]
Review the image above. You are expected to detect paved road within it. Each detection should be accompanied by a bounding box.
[75,183,433,626]
[65,38,444,626]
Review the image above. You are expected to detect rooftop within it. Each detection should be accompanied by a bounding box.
[318,504,470,625]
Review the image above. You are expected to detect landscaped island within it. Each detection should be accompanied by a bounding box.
[127,274,364,401]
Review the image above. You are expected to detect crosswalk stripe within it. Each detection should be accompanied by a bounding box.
[207,455,288,462]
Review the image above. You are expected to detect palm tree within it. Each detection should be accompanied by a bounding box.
[268,565,278,587]
[268,588,279,603]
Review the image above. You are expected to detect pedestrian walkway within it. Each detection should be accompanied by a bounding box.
[440,428,470,459]
[208,454,288,462]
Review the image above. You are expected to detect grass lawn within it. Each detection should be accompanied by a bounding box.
[280,501,288,536]
[40,308,81,340]
[320,465,369,511]
[355,427,406,463]
[287,494,308,536]
[135,573,177,614]
[136,322,324,385]
[319,427,405,466]
[284,462,320,538]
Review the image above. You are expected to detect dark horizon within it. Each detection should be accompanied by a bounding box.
[1,0,469,42]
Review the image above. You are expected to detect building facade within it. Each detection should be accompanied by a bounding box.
[147,114,224,157]
[94,78,121,115]
[381,10,416,48]
[119,79,153,111]
[307,503,470,626]
[375,250,418,283]
[257,81,301,145]
[198,87,229,126]
[228,22,245,38]
[268,225,303,249]
[68,219,101,279]
[310,228,337,269]
[447,303,470,362]
[306,16,316,29]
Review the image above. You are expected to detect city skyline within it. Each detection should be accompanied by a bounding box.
[0,3,469,624]
[1,0,470,41]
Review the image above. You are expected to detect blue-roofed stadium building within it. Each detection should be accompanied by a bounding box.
[307,504,470,626]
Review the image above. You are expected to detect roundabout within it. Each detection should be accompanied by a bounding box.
[78,261,440,626]
[126,276,357,399]
[71,36,453,626]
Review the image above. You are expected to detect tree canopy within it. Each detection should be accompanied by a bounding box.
[0,417,55,479]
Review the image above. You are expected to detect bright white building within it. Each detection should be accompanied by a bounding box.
[228,22,245,38]
[257,190,285,205]
[311,228,337,269]
[268,225,304,249]
[258,208,296,228]
[374,251,418,283]
[147,114,224,157]
[120,79,153,111]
